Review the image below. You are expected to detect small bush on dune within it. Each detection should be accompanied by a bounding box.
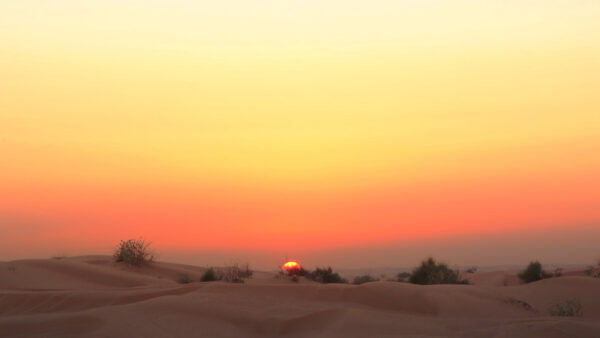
[409,258,467,285]
[518,261,552,283]
[553,268,563,277]
[279,266,306,282]
[549,299,582,317]
[585,262,600,278]
[352,274,378,285]
[286,267,307,277]
[466,266,477,274]
[396,272,411,281]
[306,267,347,284]
[200,264,253,283]
[201,268,219,282]
[114,238,153,266]
[219,264,253,283]
[178,273,193,284]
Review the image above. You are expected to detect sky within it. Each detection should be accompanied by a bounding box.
[1,0,599,269]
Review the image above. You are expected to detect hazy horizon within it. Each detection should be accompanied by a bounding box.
[3,219,598,270]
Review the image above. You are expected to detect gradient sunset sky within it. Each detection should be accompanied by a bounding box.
[1,1,599,268]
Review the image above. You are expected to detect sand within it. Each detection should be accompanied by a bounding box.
[1,256,599,337]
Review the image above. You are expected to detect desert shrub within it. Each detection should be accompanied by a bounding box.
[279,266,306,282]
[554,268,563,277]
[352,274,378,285]
[466,266,477,274]
[549,299,582,317]
[201,268,219,282]
[409,258,467,285]
[239,263,253,278]
[306,267,347,284]
[518,261,552,283]
[114,238,153,266]
[199,265,253,283]
[396,272,411,281]
[178,273,193,284]
[584,265,600,278]
[287,267,307,277]
[219,264,253,283]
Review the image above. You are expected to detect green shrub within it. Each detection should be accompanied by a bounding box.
[114,238,153,266]
[177,273,193,284]
[201,268,219,282]
[549,299,582,317]
[352,274,378,285]
[409,258,467,285]
[306,267,347,284]
[518,261,552,283]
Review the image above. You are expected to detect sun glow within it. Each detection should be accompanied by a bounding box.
[282,261,302,273]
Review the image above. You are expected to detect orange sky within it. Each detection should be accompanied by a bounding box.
[1,0,599,268]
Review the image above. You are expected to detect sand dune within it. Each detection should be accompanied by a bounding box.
[1,257,599,337]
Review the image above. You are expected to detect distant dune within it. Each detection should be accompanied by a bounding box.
[1,256,599,337]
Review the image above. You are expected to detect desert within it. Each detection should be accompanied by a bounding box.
[1,254,599,337]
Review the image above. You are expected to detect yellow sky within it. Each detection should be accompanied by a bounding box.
[1,1,599,264]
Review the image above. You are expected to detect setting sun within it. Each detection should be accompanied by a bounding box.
[282,261,302,273]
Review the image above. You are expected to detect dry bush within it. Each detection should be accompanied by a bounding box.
[584,263,600,278]
[114,238,153,266]
[305,267,347,284]
[409,258,468,285]
[466,266,478,274]
[352,274,378,285]
[201,268,219,282]
[396,272,411,282]
[549,299,583,317]
[518,261,551,283]
[178,273,193,284]
[200,264,253,283]
[217,264,253,283]
[285,267,307,277]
